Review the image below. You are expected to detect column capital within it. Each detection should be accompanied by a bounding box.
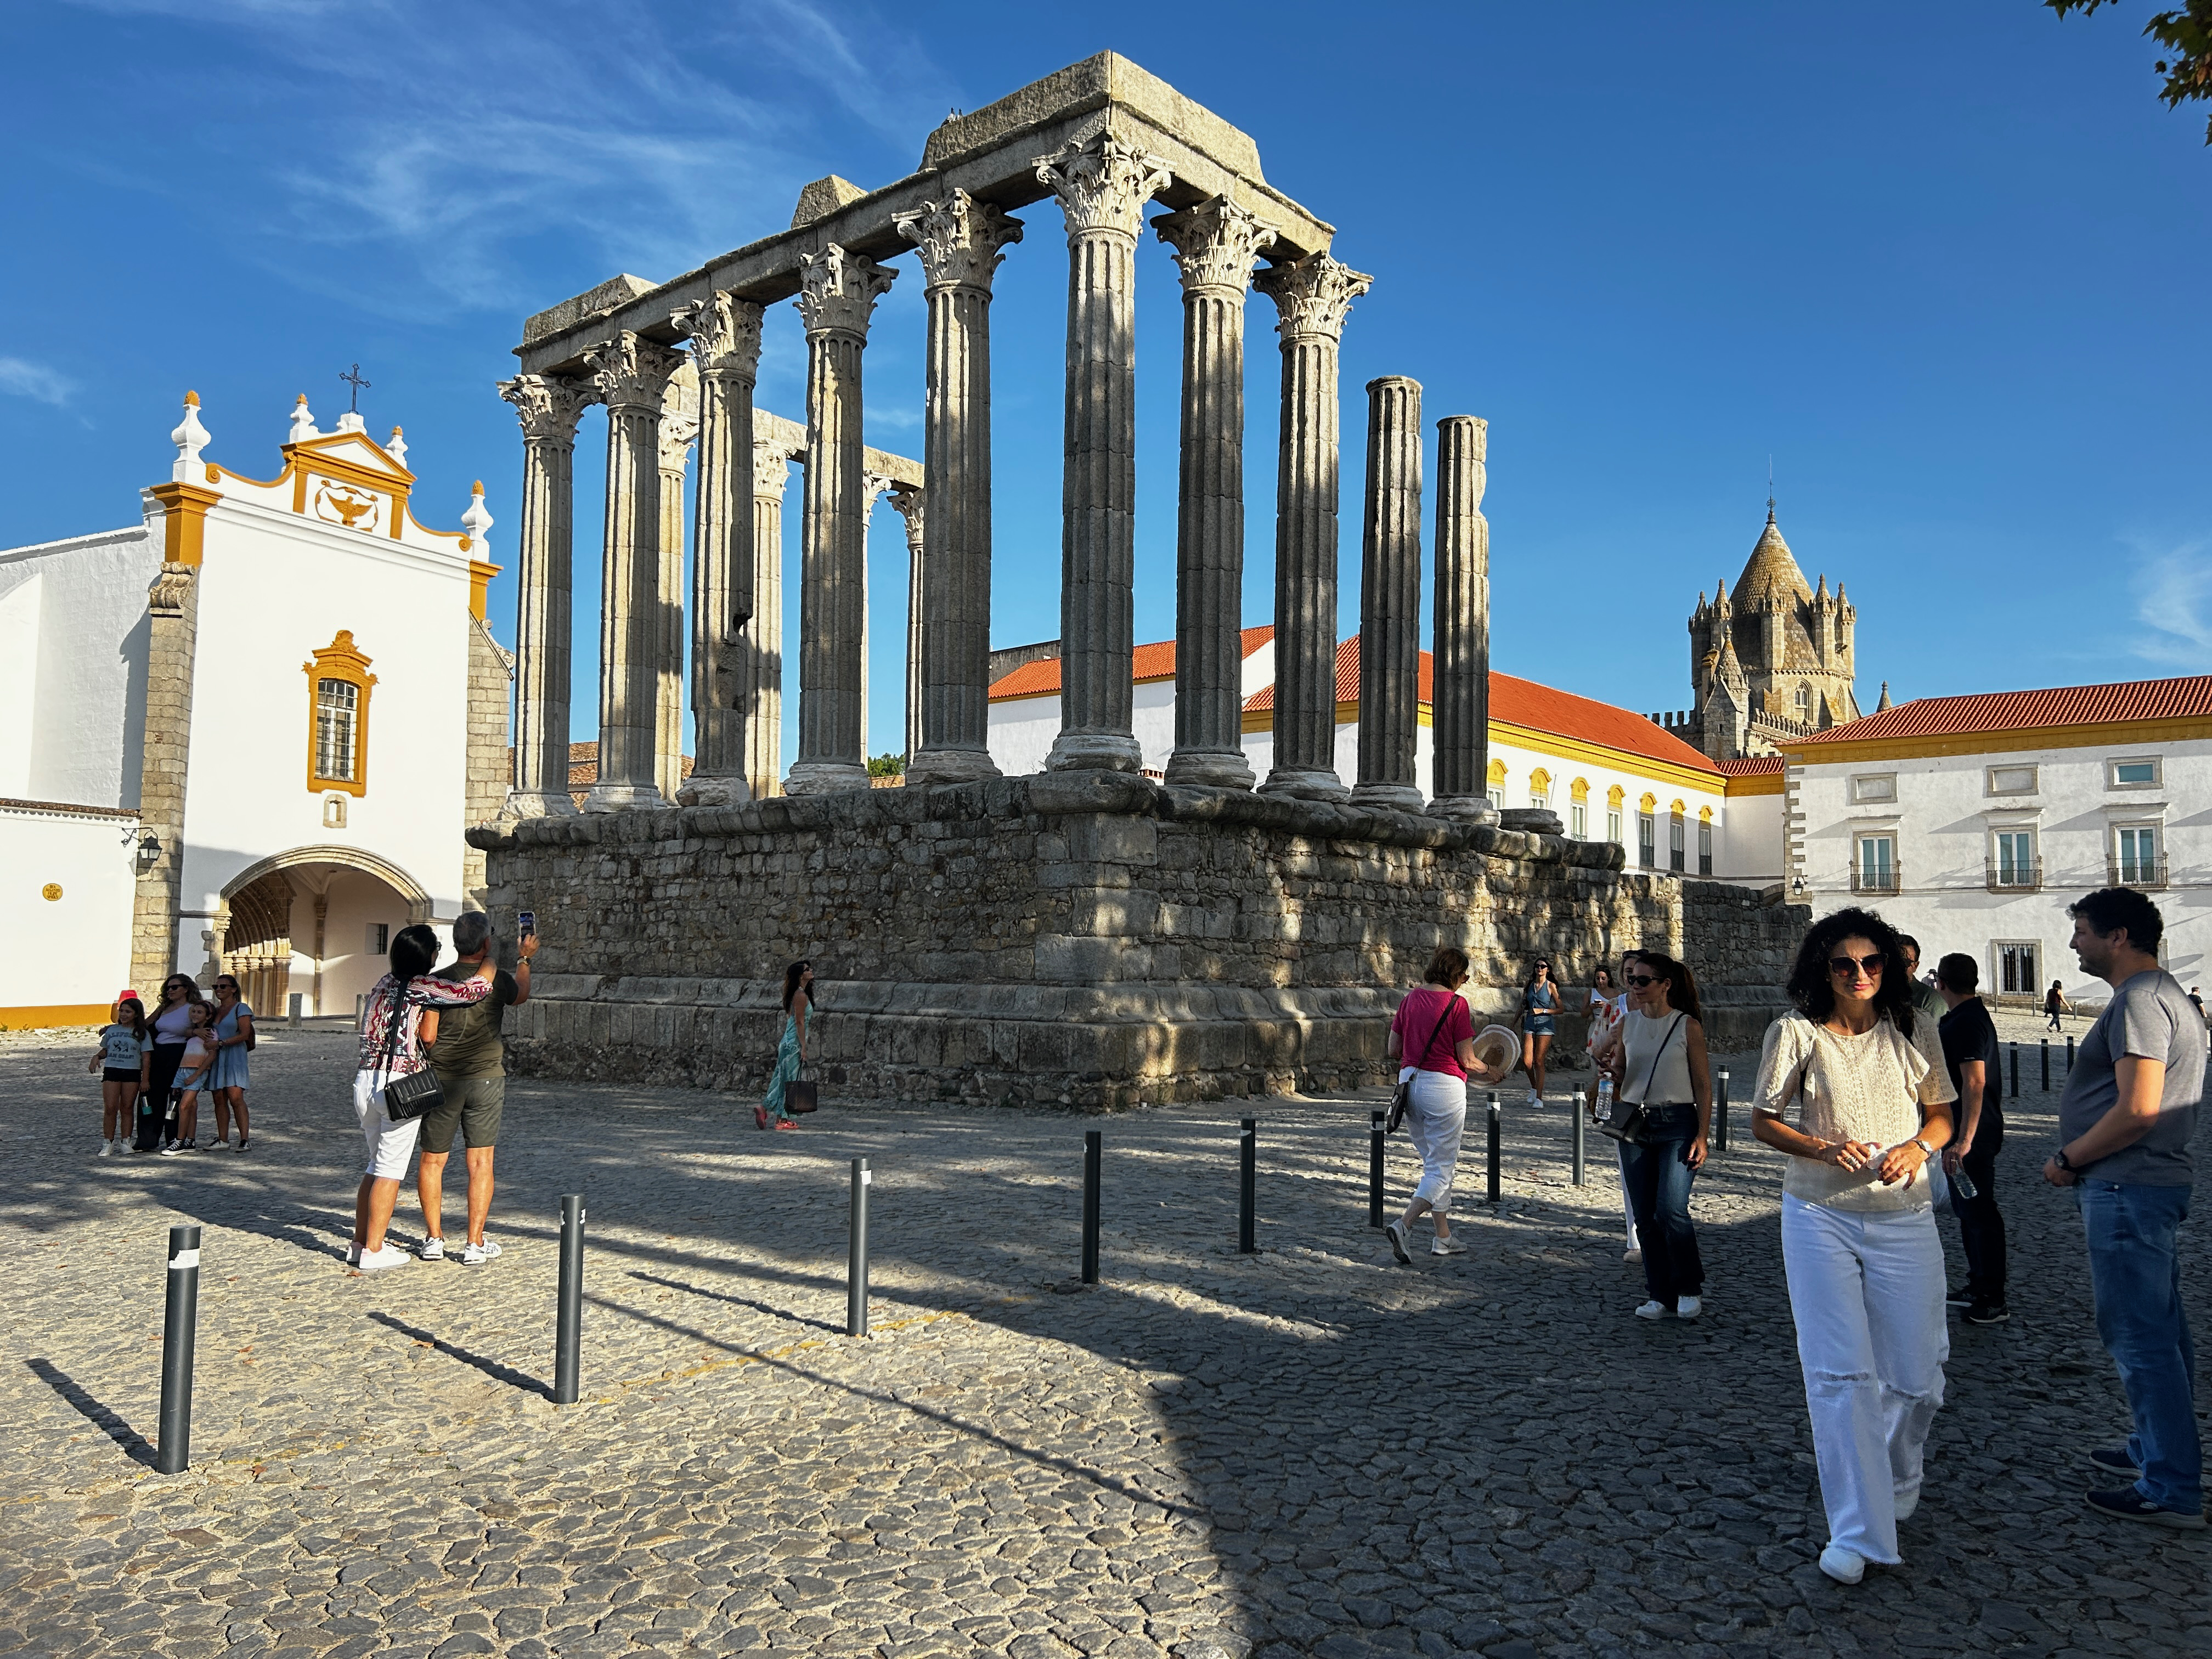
[498,372,597,446]
[752,441,791,500]
[1034,132,1172,240]
[894,189,1023,292]
[1155,195,1269,298]
[794,244,896,339]
[886,482,925,548]
[658,411,699,474]
[671,292,764,379]
[1255,253,1374,344]
[586,332,685,412]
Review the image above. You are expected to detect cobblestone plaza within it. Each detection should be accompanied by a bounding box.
[4,1018,2205,1659]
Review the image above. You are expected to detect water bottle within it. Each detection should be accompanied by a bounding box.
[1949,1163,1978,1201]
[1595,1076,1615,1124]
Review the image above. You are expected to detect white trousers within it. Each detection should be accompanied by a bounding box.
[1404,1069,1467,1216]
[1617,1142,1637,1247]
[1781,1195,1948,1563]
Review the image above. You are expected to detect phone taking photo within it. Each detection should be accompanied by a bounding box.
[518,910,536,938]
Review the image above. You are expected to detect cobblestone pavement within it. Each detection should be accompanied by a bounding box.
[2,1012,2205,1659]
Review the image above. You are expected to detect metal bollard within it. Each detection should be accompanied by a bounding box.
[1713,1067,1730,1153]
[287,992,302,1029]
[1486,1093,1502,1205]
[1571,1089,1585,1186]
[155,1224,201,1475]
[1238,1119,1257,1254]
[2041,1039,2050,1092]
[847,1158,871,1336]
[1080,1130,1101,1285]
[2009,1043,2019,1098]
[553,1194,584,1406]
[1368,1109,1386,1227]
[2067,1034,2075,1074]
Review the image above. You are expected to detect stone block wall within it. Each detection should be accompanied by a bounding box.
[461,619,515,911]
[1679,878,1810,1053]
[470,772,1765,1110]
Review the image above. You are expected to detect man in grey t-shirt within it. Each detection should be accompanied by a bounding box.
[2044,887,2203,1528]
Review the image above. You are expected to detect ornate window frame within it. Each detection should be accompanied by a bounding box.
[304,630,377,798]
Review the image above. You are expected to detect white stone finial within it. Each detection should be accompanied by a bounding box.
[172,391,210,481]
[288,394,318,446]
[461,479,493,554]
[386,425,408,466]
[335,409,366,435]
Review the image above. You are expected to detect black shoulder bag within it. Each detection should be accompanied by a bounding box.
[1387,994,1459,1133]
[376,981,445,1121]
[1598,1013,1684,1146]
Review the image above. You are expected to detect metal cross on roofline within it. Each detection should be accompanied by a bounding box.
[340,363,370,413]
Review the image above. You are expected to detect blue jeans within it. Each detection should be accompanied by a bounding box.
[1621,1104,1703,1308]
[2076,1180,2200,1513]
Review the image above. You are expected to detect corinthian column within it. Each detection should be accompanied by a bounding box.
[743,442,792,799]
[1035,133,1172,773]
[495,372,598,816]
[1430,415,1497,823]
[1252,254,1372,802]
[1353,375,1424,812]
[654,368,697,805]
[786,245,895,796]
[672,292,764,806]
[583,332,684,811]
[894,188,1022,786]
[1158,196,1267,789]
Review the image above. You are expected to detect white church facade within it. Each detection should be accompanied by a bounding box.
[0,391,506,1028]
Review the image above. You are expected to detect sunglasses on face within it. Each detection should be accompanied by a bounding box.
[1829,954,1885,978]
[1625,973,1660,987]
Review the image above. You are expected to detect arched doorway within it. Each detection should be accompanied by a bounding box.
[216,845,432,1019]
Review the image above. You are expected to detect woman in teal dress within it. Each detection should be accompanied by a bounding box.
[206,974,255,1151]
[757,961,812,1131]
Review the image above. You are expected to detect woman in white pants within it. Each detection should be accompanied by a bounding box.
[1383,947,1508,1262]
[1753,907,1956,1587]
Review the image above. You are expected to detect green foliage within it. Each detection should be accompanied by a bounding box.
[2049,1,2212,142]
[866,752,907,778]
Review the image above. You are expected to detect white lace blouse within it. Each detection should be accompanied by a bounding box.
[1754,1012,1957,1212]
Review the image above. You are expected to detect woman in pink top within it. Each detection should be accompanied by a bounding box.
[1383,946,1509,1262]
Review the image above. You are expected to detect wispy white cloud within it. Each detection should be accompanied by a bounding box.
[2128,541,2212,668]
[0,357,76,406]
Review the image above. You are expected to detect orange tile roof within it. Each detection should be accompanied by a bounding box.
[1716,756,1786,776]
[989,626,1275,698]
[1240,637,1723,778]
[1788,675,2212,746]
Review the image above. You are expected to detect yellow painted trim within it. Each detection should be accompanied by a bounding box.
[1487,757,1508,785]
[1670,799,1686,816]
[1528,766,1552,792]
[1722,769,1787,797]
[1570,777,1590,802]
[148,482,221,567]
[1607,783,1625,808]
[304,630,376,799]
[1699,805,1714,822]
[1775,714,2212,766]
[1489,719,1725,797]
[0,1003,111,1030]
[467,560,501,622]
[1638,792,1657,812]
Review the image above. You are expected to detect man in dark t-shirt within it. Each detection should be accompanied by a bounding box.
[414,912,533,1265]
[1934,953,2006,1322]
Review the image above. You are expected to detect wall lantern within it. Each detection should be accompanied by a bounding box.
[137,830,163,872]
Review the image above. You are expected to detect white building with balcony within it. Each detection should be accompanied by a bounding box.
[1774,676,2212,1004]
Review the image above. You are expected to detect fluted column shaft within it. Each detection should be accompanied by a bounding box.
[1430,415,1497,822]
[496,373,596,815]
[585,332,683,811]
[1159,198,1266,789]
[896,189,1020,786]
[1353,375,1424,811]
[674,294,764,805]
[653,378,696,806]
[888,487,927,760]
[1254,255,1372,801]
[743,444,791,799]
[1036,136,1172,773]
[787,246,895,796]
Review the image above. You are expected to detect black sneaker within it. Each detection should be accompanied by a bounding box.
[1965,1302,2010,1325]
[1945,1285,1974,1309]
[2084,1446,2141,1479]
[2084,1487,2206,1529]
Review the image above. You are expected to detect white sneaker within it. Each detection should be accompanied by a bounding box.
[357,1245,411,1273]
[159,1142,183,1157]
[1634,1300,1671,1319]
[1894,1487,1919,1521]
[1623,1247,1643,1262]
[113,1136,129,1155]
[460,1238,503,1265]
[1675,1296,1702,1320]
[1525,1089,1542,1109]
[417,1237,445,1261]
[1819,1543,1866,1585]
[1383,1222,1413,1266]
[1430,1235,1468,1256]
[97,1140,112,1158]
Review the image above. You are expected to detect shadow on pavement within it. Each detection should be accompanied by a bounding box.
[25,1357,156,1466]
[366,1310,550,1398]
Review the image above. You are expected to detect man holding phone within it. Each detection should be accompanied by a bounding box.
[415,910,535,1265]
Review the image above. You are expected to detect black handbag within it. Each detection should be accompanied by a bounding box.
[1388,994,1459,1133]
[374,981,444,1122]
[1598,1013,1684,1146]
[784,1077,819,1114]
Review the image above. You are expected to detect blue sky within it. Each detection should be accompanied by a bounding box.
[3,1,2207,761]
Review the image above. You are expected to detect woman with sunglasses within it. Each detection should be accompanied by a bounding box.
[1753,907,1956,1587]
[142,974,205,1152]
[206,974,255,1152]
[1516,958,1560,1108]
[1614,950,1712,1319]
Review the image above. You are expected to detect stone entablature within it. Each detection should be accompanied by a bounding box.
[467,774,1801,1109]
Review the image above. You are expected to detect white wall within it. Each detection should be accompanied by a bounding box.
[0,527,159,808]
[1793,735,2212,1001]
[0,803,139,1021]
[1717,788,1785,885]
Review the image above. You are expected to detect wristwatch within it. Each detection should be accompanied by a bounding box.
[1909,1138,1936,1160]
[2054,1148,2076,1173]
